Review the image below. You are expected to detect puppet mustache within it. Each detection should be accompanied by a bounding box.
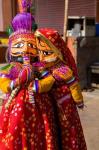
[11,52,38,57]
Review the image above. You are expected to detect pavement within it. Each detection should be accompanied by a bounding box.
[79,89,99,150]
[0,62,99,150]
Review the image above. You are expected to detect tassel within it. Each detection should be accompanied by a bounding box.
[5,86,20,109]
[28,87,35,105]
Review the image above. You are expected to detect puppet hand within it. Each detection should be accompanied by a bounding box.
[77,102,84,110]
[19,66,32,84]
[11,67,32,89]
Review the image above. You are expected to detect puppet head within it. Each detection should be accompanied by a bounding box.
[35,28,78,79]
[7,0,38,63]
[35,28,64,68]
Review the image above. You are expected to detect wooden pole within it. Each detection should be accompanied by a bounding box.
[63,0,69,42]
[11,0,17,17]
[96,0,99,22]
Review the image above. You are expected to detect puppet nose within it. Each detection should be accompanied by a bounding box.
[23,44,28,54]
[39,52,44,61]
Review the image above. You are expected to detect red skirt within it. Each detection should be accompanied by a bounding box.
[51,85,87,150]
[0,88,58,150]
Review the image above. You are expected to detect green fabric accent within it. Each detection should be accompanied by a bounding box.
[0,64,13,72]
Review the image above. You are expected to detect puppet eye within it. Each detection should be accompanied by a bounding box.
[28,43,36,48]
[43,51,53,55]
[37,49,43,54]
[12,43,24,48]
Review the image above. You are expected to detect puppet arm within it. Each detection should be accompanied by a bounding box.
[33,74,55,93]
[52,65,84,108]
[0,61,31,93]
[32,69,55,93]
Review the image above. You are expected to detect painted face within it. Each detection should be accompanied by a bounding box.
[36,37,58,67]
[10,36,38,63]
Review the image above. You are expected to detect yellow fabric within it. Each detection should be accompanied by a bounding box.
[70,81,83,104]
[38,75,55,93]
[0,38,8,45]
[0,78,11,93]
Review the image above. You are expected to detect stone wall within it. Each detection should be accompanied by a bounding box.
[77,37,99,89]
[67,37,99,89]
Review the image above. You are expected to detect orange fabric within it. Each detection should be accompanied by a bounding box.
[0,78,11,93]
[38,75,55,93]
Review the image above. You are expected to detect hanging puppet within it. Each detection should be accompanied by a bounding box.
[34,28,87,150]
[0,1,59,150]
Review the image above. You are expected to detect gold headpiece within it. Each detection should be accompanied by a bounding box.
[18,0,32,13]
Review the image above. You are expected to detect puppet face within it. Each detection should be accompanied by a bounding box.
[36,37,58,67]
[10,38,37,62]
[11,38,37,57]
[10,34,37,62]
